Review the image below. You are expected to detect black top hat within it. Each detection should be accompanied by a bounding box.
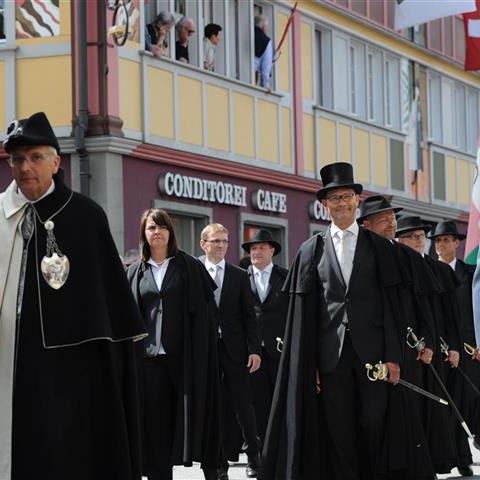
[357,195,403,222]
[428,221,466,240]
[3,112,60,154]
[395,215,431,237]
[241,229,281,256]
[316,162,363,201]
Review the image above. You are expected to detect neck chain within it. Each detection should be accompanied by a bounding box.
[32,191,73,289]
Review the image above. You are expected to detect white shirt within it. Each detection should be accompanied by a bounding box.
[203,37,216,71]
[146,257,172,355]
[205,258,225,288]
[330,221,359,272]
[448,258,457,271]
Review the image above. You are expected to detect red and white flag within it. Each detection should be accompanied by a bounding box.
[395,0,476,31]
[464,0,480,71]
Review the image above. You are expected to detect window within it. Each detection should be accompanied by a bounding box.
[454,84,466,151]
[467,90,479,153]
[349,41,366,118]
[384,56,400,129]
[429,19,442,52]
[390,138,405,191]
[432,151,446,201]
[428,73,442,143]
[367,48,383,123]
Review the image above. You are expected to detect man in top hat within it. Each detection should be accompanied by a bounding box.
[0,112,146,480]
[262,162,403,480]
[199,223,262,480]
[241,229,289,445]
[429,221,479,476]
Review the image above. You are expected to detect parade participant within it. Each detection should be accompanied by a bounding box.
[0,112,147,480]
[360,196,457,476]
[396,216,461,474]
[429,221,479,476]
[127,208,221,480]
[262,163,403,480]
[241,229,289,444]
[199,223,262,480]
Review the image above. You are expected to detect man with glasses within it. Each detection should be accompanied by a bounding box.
[175,16,195,63]
[0,112,146,479]
[199,224,262,480]
[263,163,403,480]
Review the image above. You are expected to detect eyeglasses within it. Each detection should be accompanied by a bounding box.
[9,152,55,166]
[205,239,229,245]
[400,233,426,241]
[325,193,356,204]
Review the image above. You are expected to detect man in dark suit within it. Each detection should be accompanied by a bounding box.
[262,163,403,480]
[429,221,479,476]
[241,229,288,445]
[200,223,262,480]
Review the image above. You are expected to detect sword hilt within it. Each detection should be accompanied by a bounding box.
[276,337,283,353]
[406,327,426,352]
[365,362,388,382]
[440,336,449,356]
[464,342,478,359]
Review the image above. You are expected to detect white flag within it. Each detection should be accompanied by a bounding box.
[395,0,476,30]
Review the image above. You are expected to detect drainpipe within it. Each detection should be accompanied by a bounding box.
[75,0,90,196]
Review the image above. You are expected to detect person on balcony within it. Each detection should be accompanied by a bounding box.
[175,16,195,64]
[203,23,222,72]
[254,15,273,90]
[145,11,175,58]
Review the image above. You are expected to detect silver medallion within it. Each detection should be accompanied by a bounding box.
[32,202,73,290]
[40,252,70,290]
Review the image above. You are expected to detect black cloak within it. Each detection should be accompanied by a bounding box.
[261,232,435,480]
[128,251,221,470]
[12,175,147,480]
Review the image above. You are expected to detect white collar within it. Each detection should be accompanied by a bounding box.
[205,258,225,271]
[330,220,359,238]
[448,258,457,270]
[147,257,172,269]
[252,263,273,276]
[17,179,55,204]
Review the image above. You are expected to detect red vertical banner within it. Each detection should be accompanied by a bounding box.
[464,0,480,70]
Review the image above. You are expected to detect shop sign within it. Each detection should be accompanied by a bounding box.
[159,172,247,207]
[251,189,287,213]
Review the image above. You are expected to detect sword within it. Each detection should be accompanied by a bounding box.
[276,337,283,353]
[407,327,474,439]
[365,362,449,405]
[440,337,480,397]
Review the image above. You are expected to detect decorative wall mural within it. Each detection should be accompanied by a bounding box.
[16,0,60,39]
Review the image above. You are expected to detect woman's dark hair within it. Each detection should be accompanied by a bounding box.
[139,208,179,261]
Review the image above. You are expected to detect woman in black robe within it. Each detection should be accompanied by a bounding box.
[127,208,221,480]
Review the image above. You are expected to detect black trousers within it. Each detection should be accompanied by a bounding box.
[142,355,183,480]
[250,347,280,444]
[321,332,388,480]
[218,340,260,462]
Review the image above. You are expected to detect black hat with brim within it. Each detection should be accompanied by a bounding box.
[3,112,60,154]
[241,229,281,256]
[357,195,403,222]
[395,215,431,237]
[428,221,466,240]
[316,162,363,201]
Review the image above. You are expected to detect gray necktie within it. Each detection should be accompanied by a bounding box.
[337,230,353,285]
[212,266,222,306]
[256,270,267,302]
[21,204,34,241]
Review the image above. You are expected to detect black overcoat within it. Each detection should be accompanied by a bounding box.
[12,175,147,480]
